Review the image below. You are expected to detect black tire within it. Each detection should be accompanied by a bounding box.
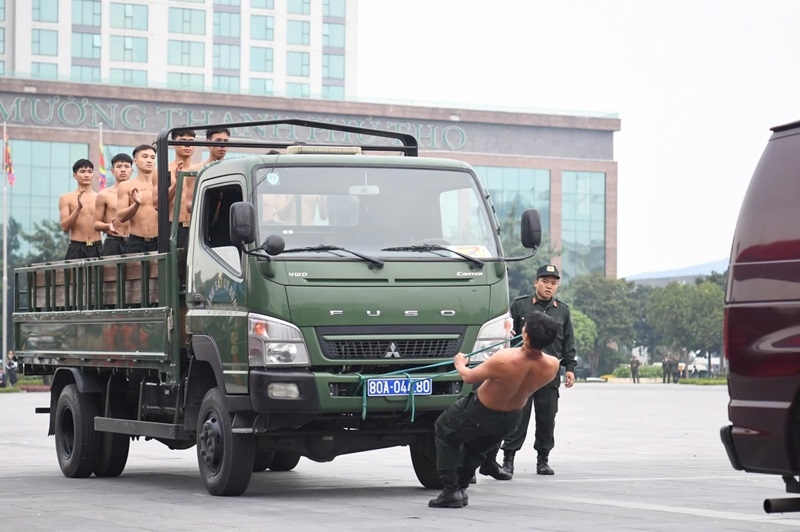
[93,403,130,478]
[410,434,441,489]
[55,384,100,478]
[253,449,275,472]
[196,388,255,496]
[268,451,301,472]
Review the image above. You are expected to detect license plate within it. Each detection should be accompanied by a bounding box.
[366,378,433,397]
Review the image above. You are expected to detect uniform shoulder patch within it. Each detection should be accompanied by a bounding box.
[556,298,570,308]
[512,294,531,303]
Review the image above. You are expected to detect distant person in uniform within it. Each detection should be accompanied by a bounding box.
[630,355,641,383]
[59,159,102,260]
[427,312,561,509]
[662,356,671,383]
[5,350,18,387]
[672,356,681,384]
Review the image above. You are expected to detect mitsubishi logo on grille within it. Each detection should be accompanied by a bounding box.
[384,342,401,358]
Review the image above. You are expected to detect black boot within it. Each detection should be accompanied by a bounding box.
[536,455,554,476]
[501,450,515,476]
[428,472,464,508]
[478,449,512,481]
[460,488,469,507]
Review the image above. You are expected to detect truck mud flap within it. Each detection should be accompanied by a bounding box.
[720,425,744,471]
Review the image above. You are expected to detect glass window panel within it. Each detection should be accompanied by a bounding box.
[322,85,344,100]
[322,23,345,48]
[109,35,148,62]
[286,82,309,98]
[287,0,310,14]
[213,75,240,93]
[287,51,309,77]
[72,32,101,59]
[251,0,274,8]
[213,12,241,38]
[32,29,59,56]
[323,0,346,17]
[167,40,204,67]
[251,15,274,40]
[287,20,310,45]
[250,78,274,95]
[32,62,58,80]
[0,1,5,21]
[214,0,241,4]
[70,66,101,83]
[167,72,204,90]
[33,0,58,22]
[109,68,147,86]
[213,43,240,69]
[73,0,101,26]
[322,54,344,79]
[250,46,273,72]
[0,28,4,55]
[169,7,206,35]
[110,3,148,30]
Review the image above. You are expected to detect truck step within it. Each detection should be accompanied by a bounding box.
[94,417,189,440]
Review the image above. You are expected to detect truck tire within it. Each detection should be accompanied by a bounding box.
[268,451,301,472]
[253,449,275,472]
[93,405,130,478]
[55,384,100,478]
[410,435,441,489]
[196,388,255,496]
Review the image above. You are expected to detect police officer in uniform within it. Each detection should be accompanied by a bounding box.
[480,264,576,478]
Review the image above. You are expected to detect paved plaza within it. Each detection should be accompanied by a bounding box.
[1,383,798,531]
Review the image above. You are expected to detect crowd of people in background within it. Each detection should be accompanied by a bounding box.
[0,351,18,388]
[58,128,231,260]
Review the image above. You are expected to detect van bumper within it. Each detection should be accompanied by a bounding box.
[720,425,744,471]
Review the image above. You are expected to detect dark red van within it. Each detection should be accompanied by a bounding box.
[721,119,800,511]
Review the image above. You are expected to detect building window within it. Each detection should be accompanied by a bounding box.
[322,85,344,100]
[0,62,4,75]
[110,3,148,30]
[250,78,273,95]
[323,54,344,79]
[213,75,240,93]
[251,0,274,8]
[213,12,240,38]
[287,51,309,77]
[32,30,59,56]
[475,166,551,234]
[32,62,58,80]
[287,0,310,14]
[4,140,89,238]
[213,43,240,69]
[109,68,148,86]
[250,46,273,72]
[286,82,309,98]
[168,40,205,67]
[214,0,241,5]
[33,0,59,22]
[251,15,274,40]
[287,20,310,45]
[109,36,148,62]
[73,0,101,26]
[324,0,346,17]
[0,28,4,55]
[72,32,101,60]
[71,65,101,83]
[168,8,206,35]
[0,1,4,21]
[561,171,606,280]
[323,23,345,48]
[167,72,204,90]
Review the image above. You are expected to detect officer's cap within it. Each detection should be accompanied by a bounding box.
[536,264,560,279]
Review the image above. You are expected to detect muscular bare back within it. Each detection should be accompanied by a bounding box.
[474,348,560,411]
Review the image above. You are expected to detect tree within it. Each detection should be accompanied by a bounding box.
[630,283,662,362]
[564,274,635,376]
[22,219,68,265]
[571,309,597,367]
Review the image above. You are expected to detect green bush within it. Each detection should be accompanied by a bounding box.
[679,377,727,385]
[612,365,663,378]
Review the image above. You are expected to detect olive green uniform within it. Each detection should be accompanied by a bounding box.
[500,294,576,458]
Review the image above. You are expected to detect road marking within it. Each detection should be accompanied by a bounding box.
[542,474,770,483]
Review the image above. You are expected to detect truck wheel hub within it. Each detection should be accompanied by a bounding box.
[199,415,223,472]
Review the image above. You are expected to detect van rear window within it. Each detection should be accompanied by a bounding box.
[732,131,800,263]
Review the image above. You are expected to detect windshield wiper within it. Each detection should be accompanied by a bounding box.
[381,244,485,269]
[282,245,384,270]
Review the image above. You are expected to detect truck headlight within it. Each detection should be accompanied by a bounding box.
[248,314,310,367]
[471,312,513,362]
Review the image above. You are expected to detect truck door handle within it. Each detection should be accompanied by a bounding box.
[192,294,205,309]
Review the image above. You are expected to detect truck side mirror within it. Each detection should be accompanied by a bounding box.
[229,202,257,245]
[520,209,542,249]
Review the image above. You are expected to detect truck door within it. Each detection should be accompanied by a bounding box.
[186,176,249,394]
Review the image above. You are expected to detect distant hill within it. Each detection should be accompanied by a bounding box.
[624,258,729,283]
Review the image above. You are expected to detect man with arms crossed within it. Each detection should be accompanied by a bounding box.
[116,145,158,253]
[60,159,102,260]
[94,153,133,256]
[153,129,195,249]
[428,311,561,509]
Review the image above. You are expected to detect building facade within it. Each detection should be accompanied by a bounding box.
[0,0,355,99]
[0,78,620,280]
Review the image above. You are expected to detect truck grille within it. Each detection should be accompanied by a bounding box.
[322,339,461,360]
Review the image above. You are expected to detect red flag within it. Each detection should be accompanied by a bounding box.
[3,130,14,186]
[98,142,107,190]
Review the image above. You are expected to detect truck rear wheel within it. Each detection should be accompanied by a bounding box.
[196,388,255,496]
[93,405,130,478]
[253,449,275,472]
[268,451,301,471]
[410,434,441,489]
[55,384,100,478]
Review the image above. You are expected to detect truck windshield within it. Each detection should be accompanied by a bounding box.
[255,166,500,258]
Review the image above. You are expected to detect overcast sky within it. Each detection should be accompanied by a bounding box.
[355,0,800,278]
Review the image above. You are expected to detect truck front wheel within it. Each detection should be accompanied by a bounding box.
[196,388,255,496]
[55,384,100,478]
[410,434,442,489]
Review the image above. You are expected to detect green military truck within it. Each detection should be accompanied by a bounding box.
[13,119,541,496]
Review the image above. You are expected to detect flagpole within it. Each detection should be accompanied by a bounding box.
[2,121,8,373]
[99,122,103,189]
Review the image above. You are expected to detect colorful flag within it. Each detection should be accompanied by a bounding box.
[3,129,14,186]
[98,141,107,190]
